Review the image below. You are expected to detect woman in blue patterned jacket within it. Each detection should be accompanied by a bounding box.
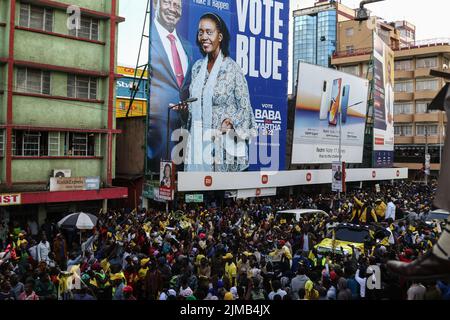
[184,13,257,172]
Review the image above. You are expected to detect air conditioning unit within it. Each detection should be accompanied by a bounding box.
[53,169,72,178]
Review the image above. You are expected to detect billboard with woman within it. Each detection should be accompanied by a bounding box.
[147,0,289,174]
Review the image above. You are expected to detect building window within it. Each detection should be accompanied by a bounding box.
[16,68,51,95]
[19,3,53,32]
[395,60,413,71]
[346,45,354,54]
[67,75,97,100]
[394,102,413,115]
[68,16,99,40]
[340,65,359,76]
[65,133,95,156]
[0,130,4,157]
[345,28,354,37]
[416,124,438,136]
[48,132,60,156]
[416,79,439,91]
[394,124,413,136]
[394,80,413,93]
[415,101,430,113]
[416,57,438,69]
[12,131,48,156]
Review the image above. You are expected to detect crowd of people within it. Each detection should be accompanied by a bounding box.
[0,181,449,300]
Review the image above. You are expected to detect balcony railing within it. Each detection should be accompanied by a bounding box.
[399,38,450,50]
[332,47,373,59]
[333,38,450,59]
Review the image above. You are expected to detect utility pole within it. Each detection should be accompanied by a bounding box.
[425,125,429,185]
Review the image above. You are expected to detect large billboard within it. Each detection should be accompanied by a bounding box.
[146,0,289,175]
[373,33,395,167]
[292,62,369,164]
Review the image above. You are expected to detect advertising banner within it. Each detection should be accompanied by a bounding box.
[237,187,277,199]
[185,194,204,203]
[292,62,369,164]
[159,161,175,201]
[332,162,344,192]
[147,0,289,174]
[373,33,395,167]
[49,177,100,192]
[116,66,148,118]
[0,194,21,206]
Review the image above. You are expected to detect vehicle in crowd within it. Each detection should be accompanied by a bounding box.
[315,223,391,255]
[275,209,329,223]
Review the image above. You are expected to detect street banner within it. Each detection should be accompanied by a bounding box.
[373,32,395,167]
[159,161,175,201]
[147,0,289,174]
[292,62,369,164]
[332,162,345,192]
[49,177,100,192]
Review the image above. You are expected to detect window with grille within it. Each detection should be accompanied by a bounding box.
[415,79,439,91]
[65,133,96,156]
[48,132,60,156]
[16,68,51,94]
[67,75,97,100]
[416,57,438,69]
[68,16,99,40]
[23,132,41,156]
[19,3,53,32]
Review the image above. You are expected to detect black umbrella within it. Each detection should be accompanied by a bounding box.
[57,212,98,230]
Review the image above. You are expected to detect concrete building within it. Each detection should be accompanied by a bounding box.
[331,18,450,178]
[0,0,127,227]
[114,66,147,209]
[292,0,355,90]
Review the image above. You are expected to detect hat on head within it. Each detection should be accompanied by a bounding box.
[222,253,233,260]
[224,292,234,300]
[110,273,124,281]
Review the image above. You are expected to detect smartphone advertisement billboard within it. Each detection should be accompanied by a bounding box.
[292,62,369,164]
[373,33,395,167]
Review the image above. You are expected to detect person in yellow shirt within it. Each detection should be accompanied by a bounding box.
[375,199,387,220]
[223,253,237,287]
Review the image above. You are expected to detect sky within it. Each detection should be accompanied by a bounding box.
[118,0,450,78]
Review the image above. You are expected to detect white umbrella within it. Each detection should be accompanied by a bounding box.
[57,212,98,230]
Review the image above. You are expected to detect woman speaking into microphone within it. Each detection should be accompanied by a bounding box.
[184,12,257,172]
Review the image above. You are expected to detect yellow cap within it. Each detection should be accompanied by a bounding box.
[222,253,233,260]
[224,292,234,300]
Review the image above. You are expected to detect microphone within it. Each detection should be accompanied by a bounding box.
[184,97,198,103]
[169,97,198,109]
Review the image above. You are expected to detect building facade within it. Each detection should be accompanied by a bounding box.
[331,18,450,178]
[292,0,355,91]
[0,0,127,227]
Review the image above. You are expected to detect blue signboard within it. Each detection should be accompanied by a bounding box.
[147,0,289,174]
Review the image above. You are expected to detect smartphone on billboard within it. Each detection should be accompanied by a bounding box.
[341,84,350,124]
[319,80,329,120]
[328,78,342,126]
